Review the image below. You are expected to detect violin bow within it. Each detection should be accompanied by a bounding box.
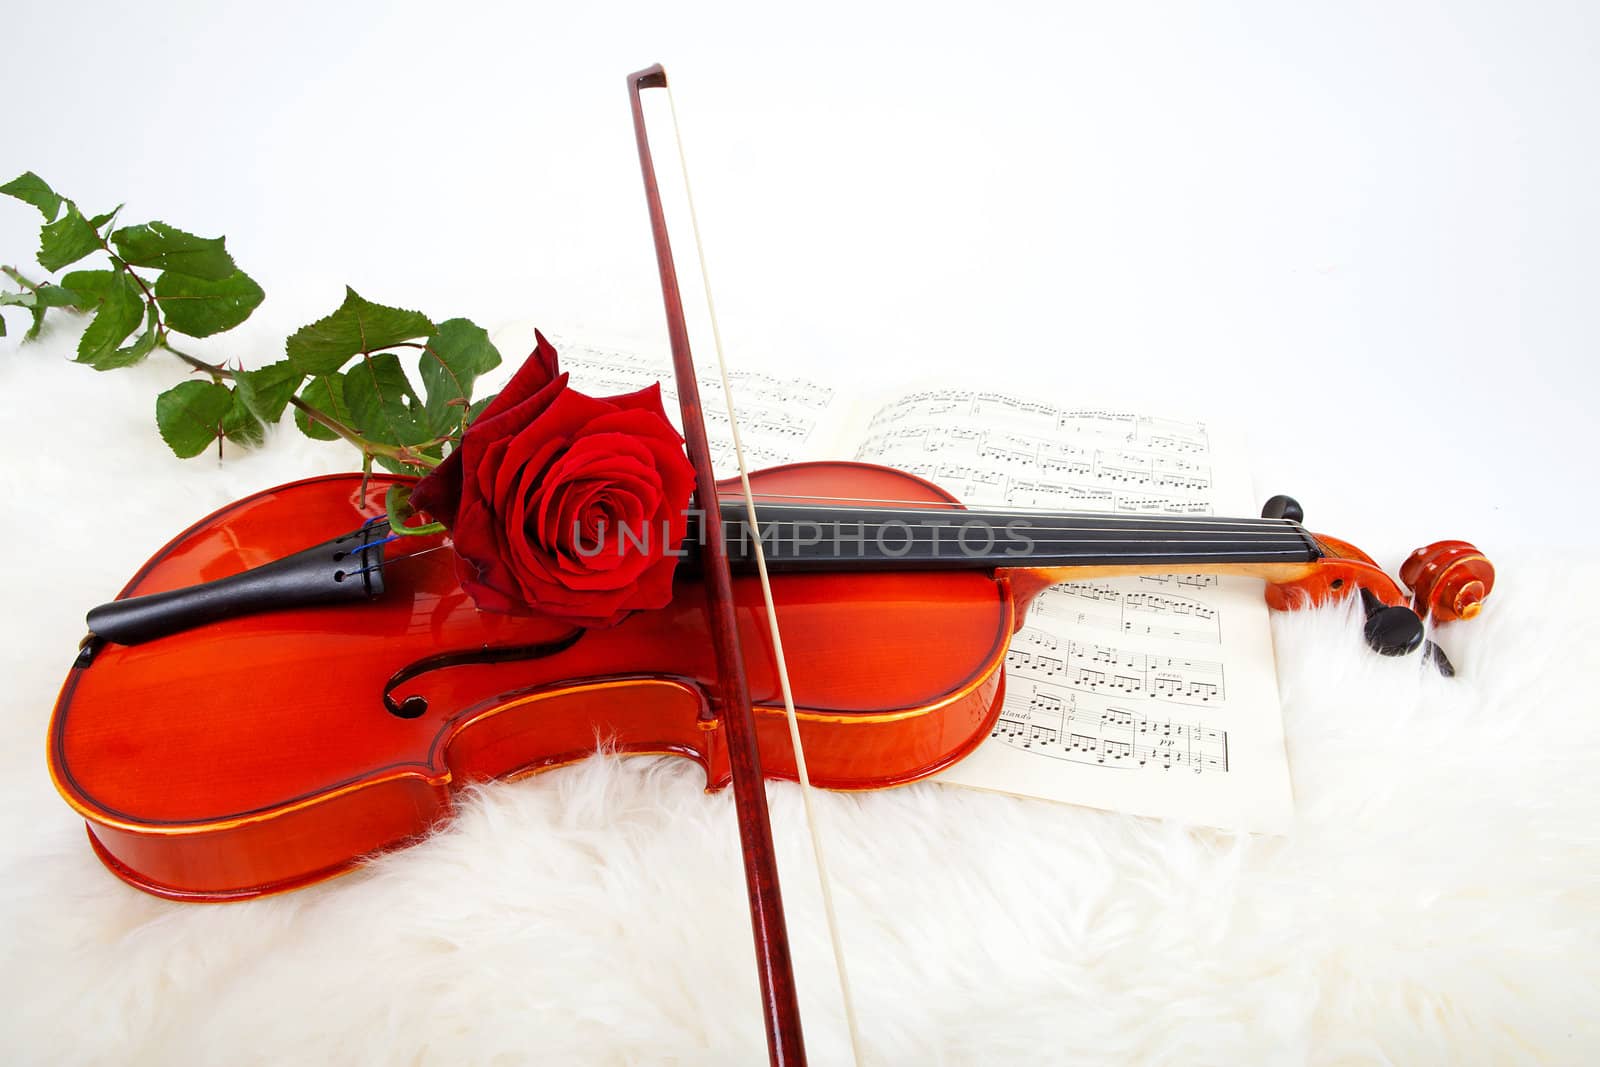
[627,65,864,1066]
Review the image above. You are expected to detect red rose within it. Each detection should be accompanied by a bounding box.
[410,332,696,627]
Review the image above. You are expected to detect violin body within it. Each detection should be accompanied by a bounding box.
[49,462,1015,901]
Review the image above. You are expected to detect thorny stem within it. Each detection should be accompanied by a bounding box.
[165,343,234,380]
[16,228,448,473]
[96,235,162,310]
[2,265,43,291]
[285,394,442,468]
[162,342,443,470]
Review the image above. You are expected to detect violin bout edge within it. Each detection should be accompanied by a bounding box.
[52,661,1010,902]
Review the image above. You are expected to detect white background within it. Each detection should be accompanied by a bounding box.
[3,10,1597,1062]
[4,0,1596,558]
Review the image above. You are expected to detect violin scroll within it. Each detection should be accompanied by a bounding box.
[1400,540,1494,623]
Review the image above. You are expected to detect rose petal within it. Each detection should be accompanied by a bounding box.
[629,554,682,613]
[495,434,567,531]
[551,480,607,568]
[594,383,679,434]
[470,331,562,426]
[409,449,464,526]
[491,390,614,508]
[422,339,699,625]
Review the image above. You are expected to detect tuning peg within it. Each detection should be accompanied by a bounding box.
[1359,587,1425,656]
[1400,540,1494,622]
[1261,494,1304,523]
[1421,640,1456,677]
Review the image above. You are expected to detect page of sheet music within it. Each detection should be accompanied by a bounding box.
[549,335,848,476]
[853,390,1294,834]
[528,331,1292,833]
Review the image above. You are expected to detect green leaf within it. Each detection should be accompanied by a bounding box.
[26,283,82,340]
[35,283,83,308]
[118,326,160,367]
[1,172,62,220]
[293,374,351,440]
[75,272,145,368]
[234,360,304,423]
[221,387,265,448]
[343,352,430,446]
[285,287,433,375]
[87,205,122,231]
[111,221,235,281]
[62,269,120,310]
[155,268,264,337]
[90,303,160,371]
[155,380,232,458]
[38,203,102,272]
[419,317,501,435]
[3,287,64,340]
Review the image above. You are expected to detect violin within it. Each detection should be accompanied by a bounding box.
[44,66,1495,1066]
[46,463,1494,887]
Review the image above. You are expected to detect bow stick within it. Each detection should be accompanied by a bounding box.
[628,65,865,1066]
[629,65,804,1065]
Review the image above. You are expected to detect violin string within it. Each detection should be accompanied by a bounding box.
[742,531,1313,549]
[740,546,1311,559]
[714,508,1307,539]
[665,84,867,1067]
[364,520,1310,575]
[356,540,453,577]
[738,518,1303,536]
[749,551,1308,564]
[737,542,1311,558]
[725,509,1310,539]
[733,524,1311,544]
[723,518,1313,551]
[719,495,1302,529]
[713,489,1302,523]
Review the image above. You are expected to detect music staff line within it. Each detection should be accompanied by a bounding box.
[561,349,836,410]
[856,424,1213,491]
[1028,584,1222,645]
[1005,634,1226,704]
[865,391,1210,453]
[866,459,1218,517]
[991,687,1230,773]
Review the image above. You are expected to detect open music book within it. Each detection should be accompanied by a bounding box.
[535,332,1294,834]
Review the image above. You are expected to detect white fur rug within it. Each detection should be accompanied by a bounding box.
[1,325,1596,1066]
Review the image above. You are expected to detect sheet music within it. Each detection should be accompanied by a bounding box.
[509,329,1292,832]
[550,337,846,477]
[854,390,1294,833]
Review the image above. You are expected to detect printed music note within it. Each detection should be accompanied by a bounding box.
[988,685,1231,774]
[858,386,1290,832]
[554,338,840,479]
[509,351,1291,832]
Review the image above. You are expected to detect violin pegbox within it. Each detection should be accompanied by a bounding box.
[1400,540,1495,623]
[1255,495,1494,667]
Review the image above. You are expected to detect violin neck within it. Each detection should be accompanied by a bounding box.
[714,502,1322,572]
